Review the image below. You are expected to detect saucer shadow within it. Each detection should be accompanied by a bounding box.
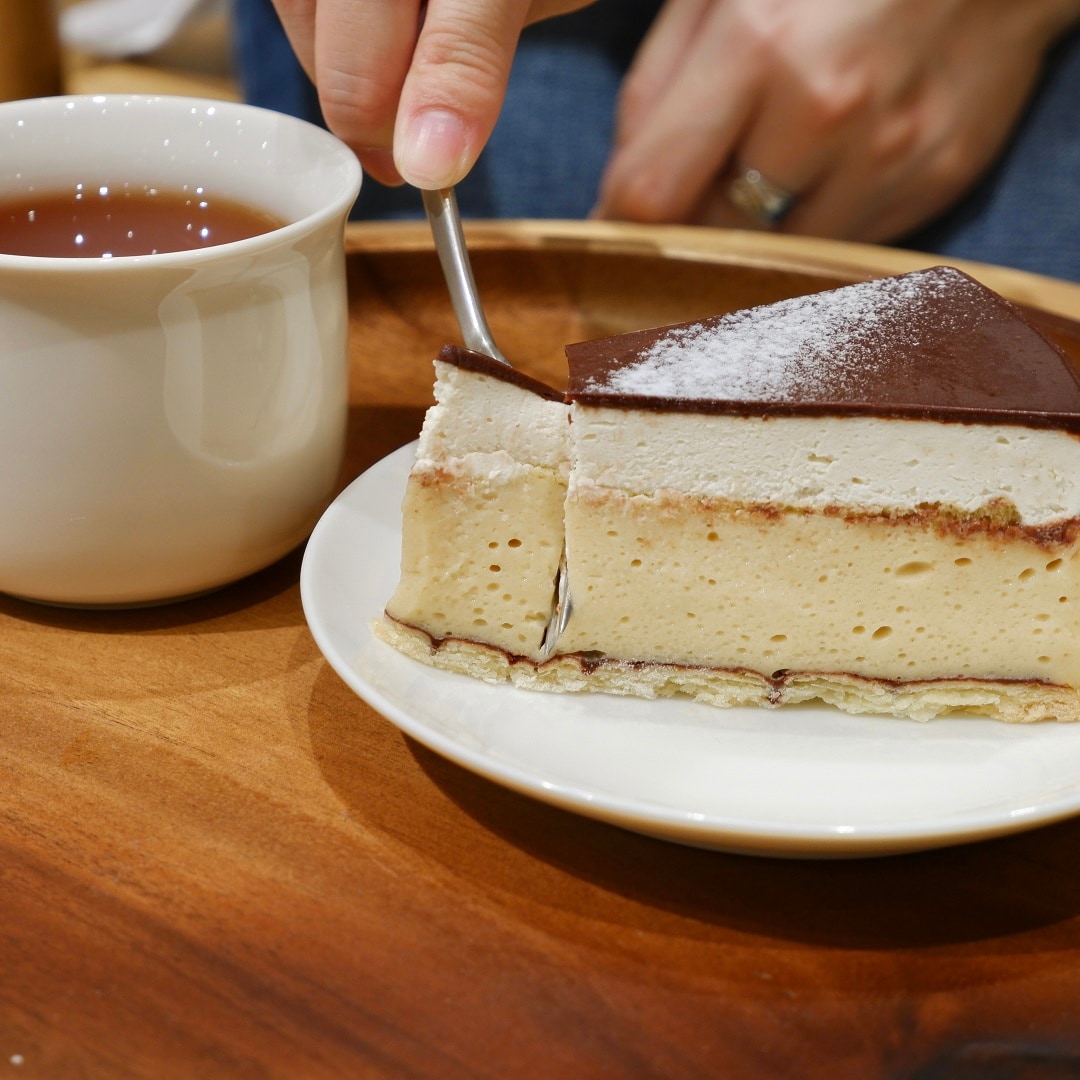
[305,658,1080,955]
[403,733,1080,950]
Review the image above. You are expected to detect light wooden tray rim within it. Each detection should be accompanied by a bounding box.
[346,219,1080,320]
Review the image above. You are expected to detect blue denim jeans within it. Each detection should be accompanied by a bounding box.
[234,0,1080,281]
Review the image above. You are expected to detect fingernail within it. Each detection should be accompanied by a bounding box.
[397,109,468,188]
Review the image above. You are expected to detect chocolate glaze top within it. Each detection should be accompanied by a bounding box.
[435,343,565,402]
[565,266,1080,433]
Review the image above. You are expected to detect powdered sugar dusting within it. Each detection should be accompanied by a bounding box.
[592,267,972,403]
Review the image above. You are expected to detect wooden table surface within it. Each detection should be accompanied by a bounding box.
[6,222,1080,1079]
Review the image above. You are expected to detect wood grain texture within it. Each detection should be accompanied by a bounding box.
[5,222,1080,1079]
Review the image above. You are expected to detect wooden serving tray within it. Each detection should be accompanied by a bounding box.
[4,221,1080,1078]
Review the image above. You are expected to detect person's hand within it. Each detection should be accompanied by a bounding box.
[594,0,1080,242]
[270,0,592,189]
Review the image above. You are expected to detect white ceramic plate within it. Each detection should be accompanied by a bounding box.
[301,442,1080,858]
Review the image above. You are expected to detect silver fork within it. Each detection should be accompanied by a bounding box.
[421,187,572,660]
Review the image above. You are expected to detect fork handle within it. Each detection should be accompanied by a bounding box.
[422,187,509,366]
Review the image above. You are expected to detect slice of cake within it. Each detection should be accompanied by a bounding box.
[379,266,1080,722]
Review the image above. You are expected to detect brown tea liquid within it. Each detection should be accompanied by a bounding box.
[0,182,286,258]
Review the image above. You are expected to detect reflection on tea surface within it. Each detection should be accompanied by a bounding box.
[0,182,285,258]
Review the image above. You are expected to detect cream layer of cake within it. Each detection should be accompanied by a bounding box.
[381,267,1080,722]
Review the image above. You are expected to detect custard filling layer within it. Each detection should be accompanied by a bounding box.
[559,488,1080,686]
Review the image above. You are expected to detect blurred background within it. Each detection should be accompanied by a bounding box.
[1,0,238,103]
[4,0,1078,279]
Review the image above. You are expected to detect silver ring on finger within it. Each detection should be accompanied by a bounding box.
[725,164,797,226]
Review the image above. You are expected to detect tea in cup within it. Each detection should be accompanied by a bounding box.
[0,94,362,605]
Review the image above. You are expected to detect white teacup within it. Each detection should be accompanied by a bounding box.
[0,94,362,605]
